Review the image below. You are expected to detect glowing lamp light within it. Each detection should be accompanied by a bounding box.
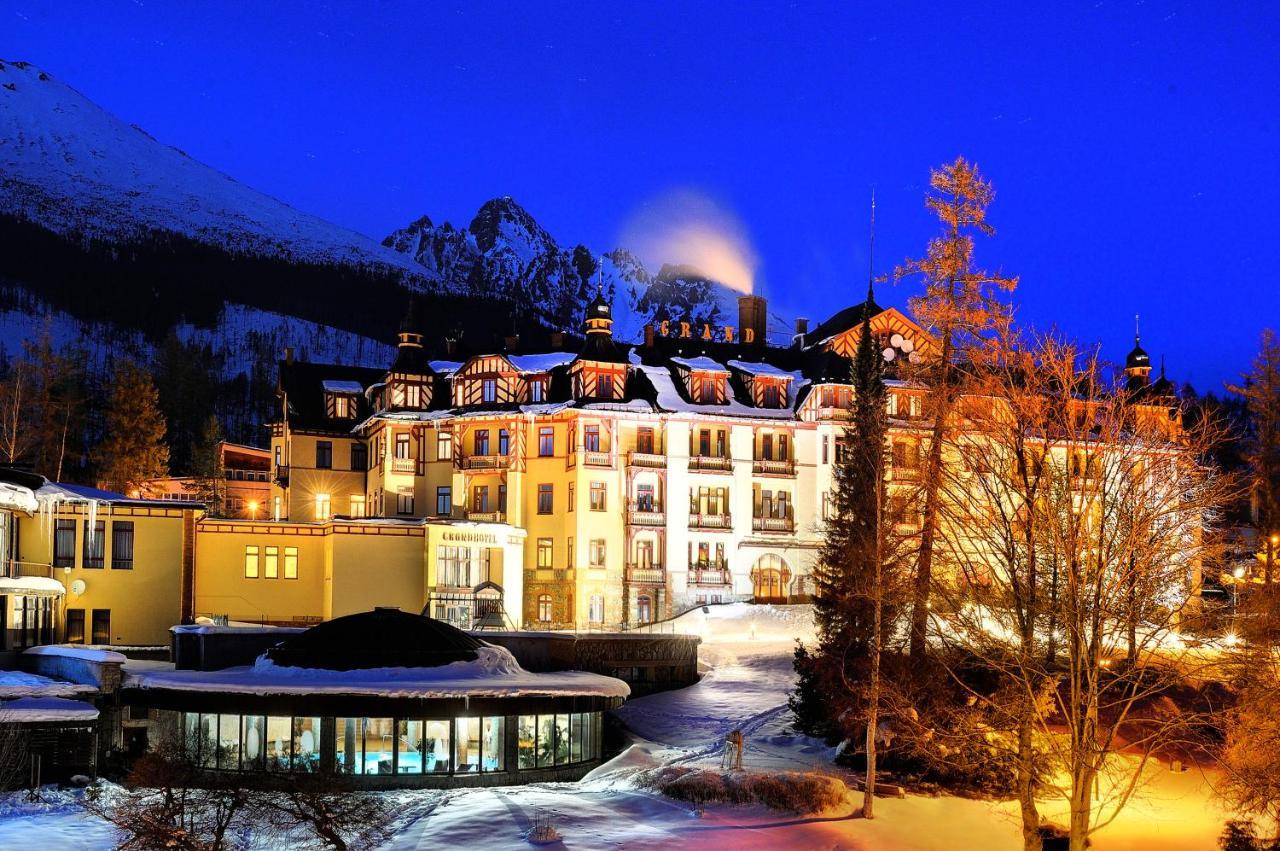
[247,500,259,518]
[1233,566,1247,580]
[1223,632,1240,648]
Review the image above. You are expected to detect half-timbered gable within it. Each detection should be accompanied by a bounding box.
[727,360,796,409]
[322,380,364,420]
[451,354,523,407]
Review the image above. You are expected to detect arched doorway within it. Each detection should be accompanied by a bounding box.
[750,554,791,603]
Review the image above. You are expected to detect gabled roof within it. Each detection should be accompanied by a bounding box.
[806,298,883,344]
[278,360,384,432]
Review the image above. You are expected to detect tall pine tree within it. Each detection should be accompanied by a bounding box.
[94,360,170,494]
[792,263,889,802]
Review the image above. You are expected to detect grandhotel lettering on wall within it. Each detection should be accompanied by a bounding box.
[441,530,501,545]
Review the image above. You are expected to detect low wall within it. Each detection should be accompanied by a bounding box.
[476,632,700,696]
[172,626,305,671]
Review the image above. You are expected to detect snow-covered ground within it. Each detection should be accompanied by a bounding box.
[0,603,1233,849]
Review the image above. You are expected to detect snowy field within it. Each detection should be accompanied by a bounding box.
[0,603,1231,849]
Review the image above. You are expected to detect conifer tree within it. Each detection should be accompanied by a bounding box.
[895,157,1018,658]
[94,360,170,494]
[185,414,226,516]
[795,271,890,815]
[1229,329,1280,585]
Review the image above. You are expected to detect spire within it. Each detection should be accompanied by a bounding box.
[866,188,877,308]
[1135,313,1141,346]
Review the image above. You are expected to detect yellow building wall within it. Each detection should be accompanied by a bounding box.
[326,525,426,618]
[193,521,327,623]
[17,506,191,646]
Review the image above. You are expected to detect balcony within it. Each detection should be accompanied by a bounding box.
[817,406,852,420]
[689,565,730,586]
[7,561,54,580]
[752,515,795,533]
[626,502,666,527]
[625,564,666,584]
[273,464,289,486]
[583,450,613,468]
[688,455,733,473]
[465,510,506,523]
[390,456,416,474]
[891,465,921,482]
[627,451,667,469]
[752,458,795,476]
[689,512,732,530]
[462,454,509,471]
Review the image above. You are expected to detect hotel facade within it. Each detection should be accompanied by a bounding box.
[1,291,1192,648]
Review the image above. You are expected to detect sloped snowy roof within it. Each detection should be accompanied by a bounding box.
[0,481,39,515]
[638,364,796,420]
[0,696,99,723]
[507,352,576,374]
[36,482,202,509]
[429,360,464,375]
[670,356,729,373]
[25,645,128,664]
[0,670,96,699]
[726,360,799,381]
[321,379,364,394]
[125,645,629,700]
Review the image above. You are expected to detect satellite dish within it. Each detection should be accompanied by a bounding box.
[70,579,86,595]
[890,333,904,348]
[882,348,896,361]
[900,338,915,353]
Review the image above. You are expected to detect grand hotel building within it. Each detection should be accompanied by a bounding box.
[0,291,1190,650]
[218,292,941,632]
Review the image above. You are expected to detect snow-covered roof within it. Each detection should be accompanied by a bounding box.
[322,379,364,394]
[172,624,307,636]
[507,352,576,374]
[429,360,464,375]
[670,356,730,374]
[125,645,629,700]
[36,482,202,509]
[0,576,65,595]
[24,645,129,664]
[0,481,39,515]
[0,670,96,699]
[726,360,799,381]
[638,364,796,420]
[0,696,99,723]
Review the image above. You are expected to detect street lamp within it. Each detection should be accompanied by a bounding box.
[247,500,259,520]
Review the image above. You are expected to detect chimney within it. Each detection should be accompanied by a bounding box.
[738,295,766,347]
[793,317,809,348]
[643,323,655,348]
[284,346,294,365]
[444,337,457,356]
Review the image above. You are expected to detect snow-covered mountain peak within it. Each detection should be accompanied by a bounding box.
[0,59,422,276]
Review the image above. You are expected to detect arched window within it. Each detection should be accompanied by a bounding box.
[750,554,791,603]
[537,594,552,623]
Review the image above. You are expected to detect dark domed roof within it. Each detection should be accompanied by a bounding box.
[586,290,610,320]
[1126,341,1150,370]
[264,608,485,671]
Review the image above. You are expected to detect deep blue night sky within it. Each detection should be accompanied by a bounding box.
[5,2,1278,391]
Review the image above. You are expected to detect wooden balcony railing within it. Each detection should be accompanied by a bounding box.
[689,512,732,530]
[465,510,505,523]
[752,515,795,533]
[625,565,666,584]
[462,454,510,471]
[627,451,667,468]
[688,455,733,473]
[390,456,416,473]
[584,450,613,468]
[688,566,730,585]
[752,458,795,476]
[626,502,666,526]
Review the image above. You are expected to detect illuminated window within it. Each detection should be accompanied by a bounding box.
[436,431,453,460]
[284,547,298,579]
[537,538,553,568]
[315,493,331,521]
[244,546,260,579]
[350,495,366,518]
[264,546,279,579]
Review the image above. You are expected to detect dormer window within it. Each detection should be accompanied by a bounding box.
[482,379,497,403]
[598,374,614,399]
[699,381,717,403]
[530,380,545,402]
[322,380,363,419]
[762,384,780,408]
